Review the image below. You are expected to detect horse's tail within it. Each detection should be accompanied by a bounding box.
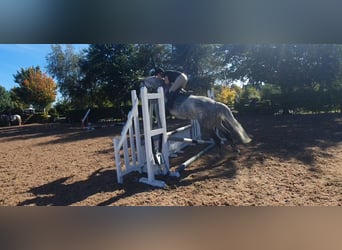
[219,103,252,144]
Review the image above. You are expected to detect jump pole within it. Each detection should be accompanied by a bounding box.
[168,136,213,144]
[166,124,192,136]
[81,108,91,128]
[175,143,215,173]
[168,135,216,173]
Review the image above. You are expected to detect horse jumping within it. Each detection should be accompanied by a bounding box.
[142,76,252,151]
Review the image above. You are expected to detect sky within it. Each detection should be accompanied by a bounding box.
[0,44,89,91]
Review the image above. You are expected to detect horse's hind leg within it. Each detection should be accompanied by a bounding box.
[220,122,240,154]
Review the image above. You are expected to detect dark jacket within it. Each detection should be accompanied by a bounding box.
[164,70,182,82]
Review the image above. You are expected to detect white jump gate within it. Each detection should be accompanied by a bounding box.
[113,90,144,184]
[113,86,213,188]
[139,87,174,187]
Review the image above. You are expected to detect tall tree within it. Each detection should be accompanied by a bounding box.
[80,44,143,107]
[12,66,57,110]
[46,44,85,106]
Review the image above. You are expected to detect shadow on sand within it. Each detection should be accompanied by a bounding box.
[17,152,238,206]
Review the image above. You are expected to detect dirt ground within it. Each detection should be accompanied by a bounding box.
[0,113,341,206]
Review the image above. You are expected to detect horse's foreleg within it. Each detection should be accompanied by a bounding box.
[211,128,223,152]
[220,122,240,154]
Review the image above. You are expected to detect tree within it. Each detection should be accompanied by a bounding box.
[46,44,172,108]
[223,44,342,113]
[46,44,85,105]
[79,44,143,107]
[45,44,232,108]
[135,44,172,75]
[172,44,222,95]
[0,85,12,113]
[12,66,57,110]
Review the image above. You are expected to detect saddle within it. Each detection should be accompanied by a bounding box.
[166,88,192,110]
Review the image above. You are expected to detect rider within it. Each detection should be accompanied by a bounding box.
[151,67,188,108]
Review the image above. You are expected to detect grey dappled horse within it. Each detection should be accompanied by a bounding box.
[142,76,252,152]
[10,114,22,126]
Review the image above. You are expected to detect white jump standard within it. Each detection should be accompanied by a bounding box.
[113,86,215,188]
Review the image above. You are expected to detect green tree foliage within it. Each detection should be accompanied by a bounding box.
[135,44,172,75]
[260,83,281,100]
[80,44,143,107]
[46,44,173,109]
[329,80,342,111]
[53,99,73,116]
[0,85,12,113]
[12,66,57,110]
[43,43,342,115]
[45,44,227,109]
[46,44,84,106]
[172,44,222,95]
[224,44,342,113]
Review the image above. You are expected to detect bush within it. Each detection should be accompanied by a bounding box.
[65,106,132,124]
[48,108,59,121]
[234,99,279,115]
[19,113,51,124]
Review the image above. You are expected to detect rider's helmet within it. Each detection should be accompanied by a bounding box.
[150,67,164,76]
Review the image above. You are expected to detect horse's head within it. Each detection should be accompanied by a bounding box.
[140,76,164,92]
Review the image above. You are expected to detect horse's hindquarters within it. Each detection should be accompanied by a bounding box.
[10,115,22,126]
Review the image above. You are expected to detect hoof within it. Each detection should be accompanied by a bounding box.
[232,146,240,154]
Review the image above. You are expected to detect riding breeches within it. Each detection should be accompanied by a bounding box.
[169,73,188,92]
